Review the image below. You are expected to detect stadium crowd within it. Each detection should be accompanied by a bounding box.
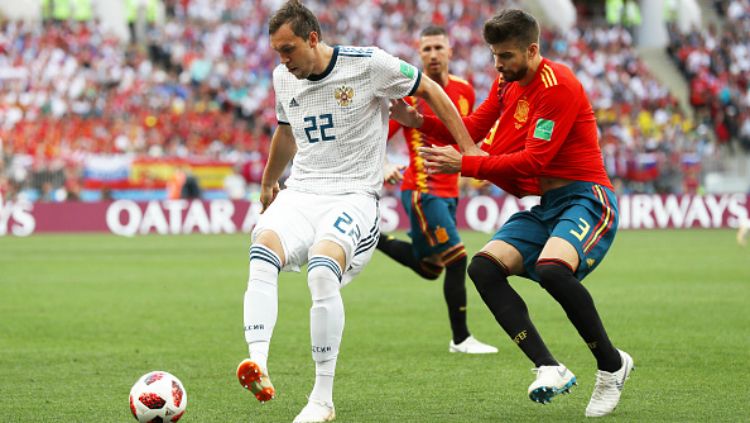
[0,0,731,202]
[669,0,750,153]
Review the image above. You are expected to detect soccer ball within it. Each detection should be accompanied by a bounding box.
[129,371,187,423]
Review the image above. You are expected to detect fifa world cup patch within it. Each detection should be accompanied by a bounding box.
[533,118,555,141]
[399,61,415,79]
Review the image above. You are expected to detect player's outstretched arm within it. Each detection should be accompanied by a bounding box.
[260,124,297,213]
[412,77,482,156]
[390,99,423,129]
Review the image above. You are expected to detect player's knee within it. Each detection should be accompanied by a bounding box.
[419,258,443,280]
[248,246,280,290]
[468,254,506,292]
[307,256,342,301]
[252,231,285,264]
[443,255,466,285]
[536,260,575,292]
[444,254,467,271]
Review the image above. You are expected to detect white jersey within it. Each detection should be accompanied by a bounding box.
[274,45,421,197]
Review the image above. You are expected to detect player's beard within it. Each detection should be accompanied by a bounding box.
[501,64,529,83]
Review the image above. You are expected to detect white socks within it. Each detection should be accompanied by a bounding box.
[307,255,344,405]
[244,245,281,372]
[310,358,337,405]
[244,249,343,406]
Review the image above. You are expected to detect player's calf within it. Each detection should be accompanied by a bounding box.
[376,235,443,280]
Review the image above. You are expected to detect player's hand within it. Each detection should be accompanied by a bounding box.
[389,99,423,128]
[419,144,463,174]
[383,163,406,185]
[259,182,280,213]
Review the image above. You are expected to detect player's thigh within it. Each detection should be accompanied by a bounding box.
[489,210,548,278]
[252,190,315,271]
[314,193,380,286]
[538,236,580,270]
[548,185,618,280]
[401,190,461,260]
[479,240,525,276]
[310,239,347,271]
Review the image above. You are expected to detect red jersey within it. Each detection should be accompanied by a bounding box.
[389,75,475,198]
[421,58,612,198]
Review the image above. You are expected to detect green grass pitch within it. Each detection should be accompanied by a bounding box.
[1,230,748,422]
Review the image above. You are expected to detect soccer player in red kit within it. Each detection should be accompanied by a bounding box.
[379,26,497,354]
[392,9,634,418]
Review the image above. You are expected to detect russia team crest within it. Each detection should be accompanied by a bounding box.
[335,86,354,107]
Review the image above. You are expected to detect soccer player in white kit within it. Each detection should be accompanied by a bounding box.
[236,1,482,422]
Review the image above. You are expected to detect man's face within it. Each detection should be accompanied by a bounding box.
[270,23,317,79]
[419,34,452,79]
[489,40,534,82]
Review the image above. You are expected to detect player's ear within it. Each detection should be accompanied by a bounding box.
[308,31,319,47]
[527,43,539,60]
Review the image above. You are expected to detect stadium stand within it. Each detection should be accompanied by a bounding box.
[0,0,742,202]
[668,0,750,152]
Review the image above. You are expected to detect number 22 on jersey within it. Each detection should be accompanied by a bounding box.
[303,114,336,143]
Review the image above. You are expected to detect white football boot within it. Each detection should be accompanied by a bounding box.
[528,363,577,404]
[292,399,336,423]
[449,335,499,354]
[585,350,634,417]
[236,359,275,403]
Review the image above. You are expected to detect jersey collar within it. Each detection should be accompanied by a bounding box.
[307,46,340,81]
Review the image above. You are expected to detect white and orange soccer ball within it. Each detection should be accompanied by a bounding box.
[129,371,187,423]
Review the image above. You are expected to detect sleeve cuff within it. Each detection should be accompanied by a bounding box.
[461,155,482,178]
[406,70,422,97]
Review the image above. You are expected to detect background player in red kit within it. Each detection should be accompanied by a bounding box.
[379,26,497,354]
[392,9,634,418]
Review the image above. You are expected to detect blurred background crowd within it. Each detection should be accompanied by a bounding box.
[1,0,749,203]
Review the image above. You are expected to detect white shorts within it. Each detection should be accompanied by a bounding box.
[252,189,380,286]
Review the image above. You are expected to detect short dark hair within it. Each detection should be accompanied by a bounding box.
[483,9,539,49]
[268,0,322,41]
[420,26,448,38]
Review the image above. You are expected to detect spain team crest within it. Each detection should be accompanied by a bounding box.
[514,98,529,129]
[334,86,354,107]
[458,96,469,116]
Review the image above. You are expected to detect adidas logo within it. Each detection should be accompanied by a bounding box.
[289,98,299,107]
